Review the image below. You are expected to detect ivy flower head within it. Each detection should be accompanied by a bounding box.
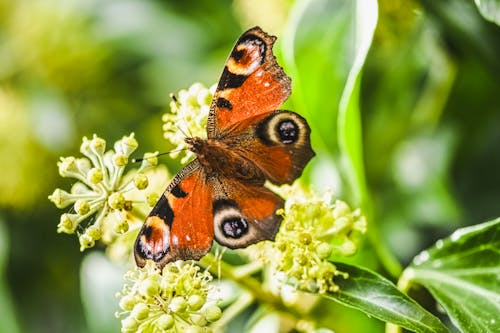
[250,182,367,294]
[162,82,216,163]
[117,261,222,333]
[48,133,161,252]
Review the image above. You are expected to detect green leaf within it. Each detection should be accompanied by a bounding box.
[474,0,500,25]
[281,0,377,207]
[405,218,500,332]
[323,262,449,333]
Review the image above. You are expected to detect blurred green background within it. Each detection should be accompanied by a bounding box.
[1,0,499,332]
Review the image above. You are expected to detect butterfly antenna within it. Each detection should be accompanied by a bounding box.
[131,148,188,163]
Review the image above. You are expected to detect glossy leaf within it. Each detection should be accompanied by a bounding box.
[323,262,449,333]
[406,218,500,332]
[474,0,500,25]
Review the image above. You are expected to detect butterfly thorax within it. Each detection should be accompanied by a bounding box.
[185,137,265,183]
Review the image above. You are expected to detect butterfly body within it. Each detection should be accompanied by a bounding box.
[135,27,315,268]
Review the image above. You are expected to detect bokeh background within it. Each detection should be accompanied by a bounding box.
[1,0,499,332]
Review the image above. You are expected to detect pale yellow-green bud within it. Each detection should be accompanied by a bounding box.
[204,305,222,322]
[119,294,137,311]
[113,219,129,234]
[121,316,139,332]
[108,192,125,210]
[299,232,312,245]
[316,242,333,259]
[87,167,103,184]
[333,200,351,218]
[86,225,102,240]
[113,153,128,167]
[133,173,148,190]
[58,156,79,177]
[71,182,91,194]
[57,213,79,234]
[187,294,205,311]
[131,303,149,320]
[140,152,158,168]
[74,199,90,215]
[115,133,138,157]
[79,233,95,251]
[156,314,174,330]
[146,192,159,207]
[90,135,106,156]
[48,189,73,209]
[190,313,207,327]
[76,158,92,175]
[169,296,187,313]
[138,277,159,298]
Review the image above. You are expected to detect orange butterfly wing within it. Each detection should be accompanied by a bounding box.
[207,26,291,138]
[222,110,315,185]
[210,177,284,249]
[134,161,214,268]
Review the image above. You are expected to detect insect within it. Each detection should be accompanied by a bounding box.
[134,26,315,268]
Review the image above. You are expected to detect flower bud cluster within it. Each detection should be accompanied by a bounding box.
[162,83,215,163]
[117,261,222,333]
[251,183,367,294]
[48,134,159,251]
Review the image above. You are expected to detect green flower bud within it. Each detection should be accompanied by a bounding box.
[114,219,129,234]
[87,167,103,184]
[119,294,137,311]
[108,192,125,210]
[190,313,207,327]
[134,173,148,190]
[71,182,91,194]
[79,233,95,251]
[113,153,128,167]
[146,192,159,207]
[316,242,333,259]
[299,232,312,245]
[121,316,139,332]
[204,305,222,323]
[58,156,78,177]
[90,135,106,156]
[187,294,205,311]
[48,189,73,208]
[74,199,90,215]
[80,137,93,157]
[169,296,187,313]
[140,152,158,168]
[156,314,174,330]
[57,213,79,234]
[297,254,308,266]
[76,158,92,174]
[138,277,159,298]
[333,200,351,218]
[131,303,149,320]
[115,133,138,157]
[86,225,102,240]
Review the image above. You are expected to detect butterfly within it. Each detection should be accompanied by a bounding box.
[134,26,315,268]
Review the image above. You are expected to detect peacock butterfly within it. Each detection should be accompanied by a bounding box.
[134,26,315,268]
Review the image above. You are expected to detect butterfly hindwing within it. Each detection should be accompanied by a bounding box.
[134,161,214,268]
[221,110,315,184]
[207,26,291,138]
[210,177,284,249]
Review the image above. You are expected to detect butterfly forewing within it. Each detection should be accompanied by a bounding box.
[207,27,291,138]
[134,161,214,268]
